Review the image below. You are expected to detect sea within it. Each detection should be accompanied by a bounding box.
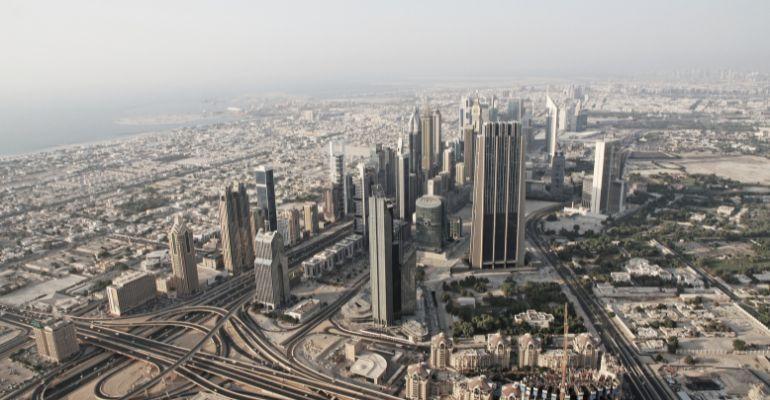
[0,93,237,157]
[0,80,419,157]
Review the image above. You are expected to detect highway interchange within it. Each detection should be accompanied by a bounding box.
[0,209,680,400]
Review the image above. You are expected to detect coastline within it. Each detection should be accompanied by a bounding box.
[0,114,237,161]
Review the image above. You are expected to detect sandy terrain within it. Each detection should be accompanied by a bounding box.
[0,358,34,390]
[674,155,770,185]
[101,361,157,397]
[0,274,87,305]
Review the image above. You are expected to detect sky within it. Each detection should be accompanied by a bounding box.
[0,0,768,153]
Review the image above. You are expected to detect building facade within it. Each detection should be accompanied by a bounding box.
[452,375,494,400]
[253,230,290,310]
[545,95,560,160]
[420,110,436,179]
[303,202,319,236]
[219,182,254,274]
[415,195,447,252]
[395,152,412,221]
[429,332,512,374]
[34,319,79,362]
[255,166,278,231]
[354,163,377,237]
[106,271,156,316]
[517,333,542,368]
[469,122,526,269]
[590,139,627,216]
[369,192,394,326]
[278,207,302,247]
[550,151,565,199]
[405,362,431,400]
[168,215,199,296]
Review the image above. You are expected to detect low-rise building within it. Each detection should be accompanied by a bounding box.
[429,332,512,374]
[345,339,364,362]
[284,298,320,322]
[401,320,429,343]
[514,309,555,329]
[301,234,364,281]
[350,352,387,385]
[452,375,494,400]
[625,258,673,281]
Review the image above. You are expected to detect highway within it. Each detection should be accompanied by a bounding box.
[526,206,675,400]
[655,237,770,333]
[1,269,256,400]
[2,259,404,400]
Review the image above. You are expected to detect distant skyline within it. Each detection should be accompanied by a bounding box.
[1,0,768,154]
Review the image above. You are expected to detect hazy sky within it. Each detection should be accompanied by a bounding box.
[2,0,769,103]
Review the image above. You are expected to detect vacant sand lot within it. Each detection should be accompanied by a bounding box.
[674,155,770,185]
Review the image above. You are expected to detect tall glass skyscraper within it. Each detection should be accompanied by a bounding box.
[169,215,199,296]
[219,182,254,274]
[469,122,526,269]
[255,166,277,232]
[591,139,627,215]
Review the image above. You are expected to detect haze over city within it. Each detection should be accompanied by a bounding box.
[1,2,770,400]
[2,0,769,154]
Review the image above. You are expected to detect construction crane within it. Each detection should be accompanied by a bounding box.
[560,302,569,400]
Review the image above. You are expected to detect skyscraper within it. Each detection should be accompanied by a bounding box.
[278,207,301,247]
[329,141,344,185]
[33,319,79,363]
[471,99,484,135]
[370,144,396,196]
[394,219,416,316]
[420,110,435,179]
[432,109,442,170]
[415,195,447,253]
[219,182,255,274]
[395,152,412,221]
[462,126,475,184]
[470,122,526,269]
[369,191,394,326]
[545,95,560,160]
[354,162,377,237]
[455,162,465,188]
[408,107,423,198]
[106,271,157,316]
[369,189,415,326]
[550,151,566,199]
[250,208,266,246]
[344,173,355,216]
[590,139,627,215]
[459,95,473,129]
[442,147,455,188]
[168,215,199,296]
[255,166,278,232]
[303,202,319,236]
[324,183,344,223]
[253,229,290,310]
[507,98,525,121]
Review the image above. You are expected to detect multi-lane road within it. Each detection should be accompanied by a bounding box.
[526,206,675,400]
[0,261,399,400]
[0,203,684,400]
